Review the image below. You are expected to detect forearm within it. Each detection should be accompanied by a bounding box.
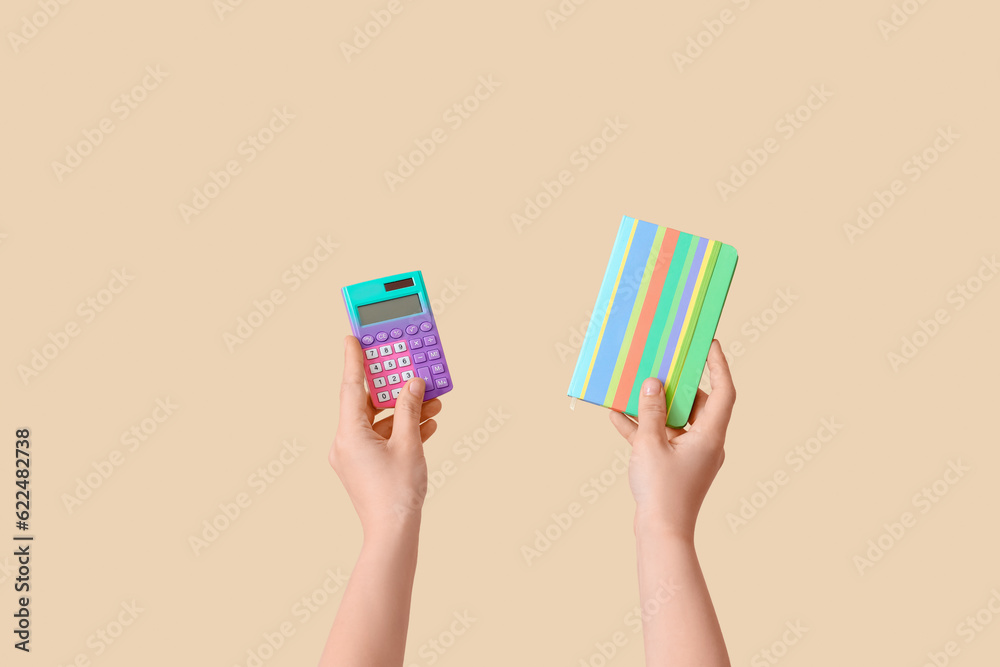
[635,516,730,667]
[320,517,421,667]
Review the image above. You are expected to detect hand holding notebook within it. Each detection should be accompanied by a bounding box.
[568,216,738,428]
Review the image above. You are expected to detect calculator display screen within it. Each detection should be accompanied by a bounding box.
[357,294,423,326]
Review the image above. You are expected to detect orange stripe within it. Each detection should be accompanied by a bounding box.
[611,228,680,411]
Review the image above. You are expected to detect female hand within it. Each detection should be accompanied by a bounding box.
[329,336,442,537]
[609,339,736,541]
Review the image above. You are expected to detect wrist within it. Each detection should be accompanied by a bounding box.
[362,507,422,547]
[634,508,695,546]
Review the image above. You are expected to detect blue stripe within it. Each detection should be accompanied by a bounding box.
[568,216,636,396]
[583,220,658,403]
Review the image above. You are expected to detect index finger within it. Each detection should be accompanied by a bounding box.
[340,336,375,428]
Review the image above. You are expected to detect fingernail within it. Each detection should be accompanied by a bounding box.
[642,378,661,396]
[408,378,424,396]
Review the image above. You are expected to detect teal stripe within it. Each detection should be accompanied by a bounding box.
[656,236,708,380]
[568,216,636,397]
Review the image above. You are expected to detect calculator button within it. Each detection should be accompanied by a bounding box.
[423,335,437,346]
[401,370,415,381]
[390,328,403,339]
[377,391,390,403]
[405,324,419,335]
[368,362,382,373]
[419,321,433,332]
[388,373,401,385]
[431,363,445,375]
[383,359,397,371]
[435,377,449,389]
[409,339,423,349]
[391,388,402,399]
[427,349,441,361]
[365,348,379,360]
[373,376,387,388]
[413,352,427,364]
[361,335,375,346]
[417,366,432,383]
[379,345,393,357]
[375,331,389,342]
[397,356,411,367]
[393,341,407,353]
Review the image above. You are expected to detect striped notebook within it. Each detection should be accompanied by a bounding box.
[567,216,738,427]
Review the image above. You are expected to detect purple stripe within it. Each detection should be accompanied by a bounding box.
[655,237,708,379]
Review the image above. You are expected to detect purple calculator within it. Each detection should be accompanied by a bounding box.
[342,271,453,409]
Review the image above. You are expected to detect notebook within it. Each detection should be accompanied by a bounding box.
[567,216,738,428]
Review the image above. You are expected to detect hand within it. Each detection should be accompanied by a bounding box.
[329,336,442,538]
[609,339,736,542]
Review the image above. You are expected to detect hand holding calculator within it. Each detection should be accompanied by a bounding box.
[342,271,453,408]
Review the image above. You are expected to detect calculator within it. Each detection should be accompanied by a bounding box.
[342,271,453,408]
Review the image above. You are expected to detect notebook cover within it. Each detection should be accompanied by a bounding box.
[567,216,738,427]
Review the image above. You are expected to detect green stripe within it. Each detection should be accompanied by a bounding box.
[625,233,694,415]
[603,226,666,405]
[666,243,738,428]
[664,241,720,407]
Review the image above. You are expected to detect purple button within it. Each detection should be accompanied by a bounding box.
[390,328,403,339]
[405,324,419,335]
[413,352,427,364]
[430,363,445,375]
[409,339,423,349]
[375,331,389,342]
[423,335,437,346]
[361,335,375,346]
[416,366,432,383]
[419,321,433,332]
[427,349,441,361]
[435,377,449,389]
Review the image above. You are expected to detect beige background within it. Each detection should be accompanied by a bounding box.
[3,0,999,665]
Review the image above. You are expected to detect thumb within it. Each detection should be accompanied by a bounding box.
[392,378,426,442]
[636,377,668,441]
